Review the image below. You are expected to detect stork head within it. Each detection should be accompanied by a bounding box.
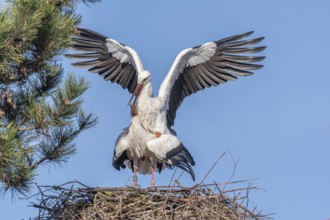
[135,70,151,96]
[128,70,151,106]
[138,70,151,85]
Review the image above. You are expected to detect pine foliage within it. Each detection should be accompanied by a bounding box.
[0,0,100,197]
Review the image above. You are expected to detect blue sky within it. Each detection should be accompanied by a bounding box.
[1,0,330,219]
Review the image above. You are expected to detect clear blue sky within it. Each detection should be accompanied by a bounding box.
[1,1,330,219]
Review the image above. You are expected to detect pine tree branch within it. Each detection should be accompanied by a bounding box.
[0,0,99,197]
[18,126,39,131]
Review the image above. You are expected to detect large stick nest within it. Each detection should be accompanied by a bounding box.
[31,180,272,220]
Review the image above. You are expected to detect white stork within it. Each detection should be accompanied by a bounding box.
[66,28,266,187]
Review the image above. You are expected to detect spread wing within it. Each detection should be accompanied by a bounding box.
[65,28,144,93]
[158,31,266,127]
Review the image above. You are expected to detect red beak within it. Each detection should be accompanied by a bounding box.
[128,84,143,106]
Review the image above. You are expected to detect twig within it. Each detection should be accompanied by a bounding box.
[222,150,240,192]
[168,168,177,187]
[199,152,226,185]
[175,171,184,186]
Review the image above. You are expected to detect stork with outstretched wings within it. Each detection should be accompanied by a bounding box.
[66,28,266,187]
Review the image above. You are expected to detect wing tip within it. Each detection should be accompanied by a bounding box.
[245,31,254,36]
[258,46,267,51]
[74,27,108,41]
[258,36,265,41]
[216,31,267,45]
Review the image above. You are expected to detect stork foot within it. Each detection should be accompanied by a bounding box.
[133,165,138,188]
[151,166,155,188]
[133,176,138,188]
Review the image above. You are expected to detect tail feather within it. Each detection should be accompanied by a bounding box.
[112,150,128,170]
[165,143,195,181]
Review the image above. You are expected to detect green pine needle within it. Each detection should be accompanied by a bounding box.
[0,0,100,197]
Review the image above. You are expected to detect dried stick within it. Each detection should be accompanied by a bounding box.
[199,152,226,185]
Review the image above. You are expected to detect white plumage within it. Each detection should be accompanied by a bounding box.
[66,28,266,185]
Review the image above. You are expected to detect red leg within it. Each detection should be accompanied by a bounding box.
[133,165,137,188]
[151,166,155,187]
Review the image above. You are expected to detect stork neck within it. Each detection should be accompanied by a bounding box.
[133,83,153,110]
[139,82,153,98]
